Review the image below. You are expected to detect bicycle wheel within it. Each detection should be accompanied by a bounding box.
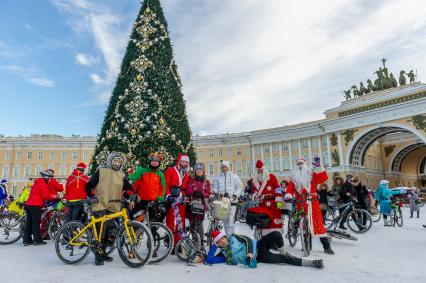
[55,221,92,264]
[324,208,334,229]
[149,222,173,264]
[176,237,198,262]
[369,206,381,222]
[287,214,298,247]
[48,212,66,240]
[395,208,403,227]
[40,215,50,240]
[117,221,153,268]
[300,217,311,257]
[389,209,396,226]
[346,209,372,234]
[0,213,24,245]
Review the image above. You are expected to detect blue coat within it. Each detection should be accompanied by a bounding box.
[0,184,8,205]
[375,184,401,215]
[205,234,257,266]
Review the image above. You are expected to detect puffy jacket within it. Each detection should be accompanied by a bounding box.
[26,178,57,207]
[340,181,355,203]
[205,234,257,265]
[65,169,89,201]
[213,172,243,197]
[186,177,212,199]
[132,168,166,201]
[48,178,64,195]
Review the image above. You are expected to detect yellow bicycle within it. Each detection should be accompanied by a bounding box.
[55,200,153,268]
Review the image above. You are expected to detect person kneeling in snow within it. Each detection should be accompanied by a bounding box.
[205,230,323,268]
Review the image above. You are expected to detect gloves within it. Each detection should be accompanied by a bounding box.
[245,257,257,268]
[89,196,99,205]
[156,196,165,202]
[313,156,321,168]
[276,202,283,209]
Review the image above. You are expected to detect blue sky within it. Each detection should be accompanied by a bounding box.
[1,0,426,137]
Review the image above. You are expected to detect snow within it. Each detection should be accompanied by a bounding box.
[1,207,425,283]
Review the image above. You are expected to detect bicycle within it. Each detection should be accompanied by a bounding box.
[285,196,312,257]
[389,197,403,227]
[41,200,67,240]
[234,196,248,224]
[131,200,173,264]
[369,205,381,222]
[55,199,154,268]
[205,198,225,247]
[324,198,373,234]
[0,202,25,245]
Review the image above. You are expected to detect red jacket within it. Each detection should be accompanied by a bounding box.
[48,178,64,195]
[26,178,57,207]
[65,169,89,201]
[165,166,189,196]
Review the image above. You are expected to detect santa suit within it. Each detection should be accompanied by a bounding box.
[286,168,328,238]
[165,154,190,247]
[249,167,284,236]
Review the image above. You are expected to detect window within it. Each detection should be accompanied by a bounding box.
[323,152,329,166]
[255,145,261,154]
[27,151,33,160]
[70,164,76,172]
[273,143,280,152]
[311,138,319,148]
[273,158,280,171]
[265,158,271,171]
[246,161,252,175]
[218,149,223,157]
[2,166,9,178]
[282,142,288,151]
[322,136,328,146]
[264,145,270,154]
[24,165,31,177]
[13,165,20,178]
[227,148,232,156]
[197,150,203,158]
[50,152,56,160]
[35,165,42,175]
[237,147,241,156]
[48,164,54,171]
[209,163,214,175]
[291,141,298,151]
[61,152,67,160]
[60,165,66,176]
[237,161,242,176]
[37,152,43,160]
[16,152,21,160]
[72,152,78,160]
[4,152,11,160]
[302,139,309,148]
[303,154,309,163]
[283,158,290,170]
[83,151,89,160]
[209,149,214,157]
[245,147,251,156]
[12,186,17,196]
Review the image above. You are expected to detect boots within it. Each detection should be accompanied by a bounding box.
[384,219,391,226]
[320,237,334,255]
[95,251,104,266]
[417,211,420,218]
[410,211,413,218]
[101,246,113,262]
[302,259,324,268]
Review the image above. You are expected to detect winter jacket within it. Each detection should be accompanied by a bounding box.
[48,178,64,195]
[340,181,355,203]
[186,177,212,221]
[409,191,421,212]
[205,234,257,266]
[65,169,89,201]
[331,184,342,204]
[165,166,190,196]
[130,166,166,201]
[354,183,369,209]
[26,178,57,207]
[213,172,243,197]
[317,187,329,210]
[375,184,401,215]
[0,184,7,205]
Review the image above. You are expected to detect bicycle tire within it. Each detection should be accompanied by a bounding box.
[300,217,311,257]
[48,212,66,240]
[0,213,24,245]
[324,208,334,229]
[346,209,372,234]
[287,213,297,247]
[117,221,153,268]
[396,207,403,227]
[176,237,198,262]
[369,206,381,222]
[389,209,396,227]
[149,222,173,264]
[55,221,92,264]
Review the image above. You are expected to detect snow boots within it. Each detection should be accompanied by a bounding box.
[302,258,324,268]
[320,237,334,255]
[384,218,391,226]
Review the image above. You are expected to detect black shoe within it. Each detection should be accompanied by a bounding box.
[95,259,104,266]
[95,253,104,266]
[339,225,347,230]
[34,241,47,246]
[423,225,426,228]
[23,241,33,246]
[103,254,113,262]
[313,259,324,268]
[324,247,334,255]
[171,248,175,255]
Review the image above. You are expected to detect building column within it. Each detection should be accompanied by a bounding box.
[278,143,283,171]
[288,141,293,170]
[269,144,273,171]
[337,131,344,166]
[326,134,332,167]
[298,140,302,157]
[251,145,255,174]
[307,138,312,164]
[260,144,264,161]
[318,136,323,165]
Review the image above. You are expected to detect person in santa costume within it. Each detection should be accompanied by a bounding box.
[285,156,334,255]
[165,153,191,248]
[247,160,284,237]
[65,162,89,222]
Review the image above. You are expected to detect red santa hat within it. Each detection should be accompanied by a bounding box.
[176,154,190,164]
[256,160,264,169]
[211,230,226,245]
[76,162,87,170]
[296,156,306,164]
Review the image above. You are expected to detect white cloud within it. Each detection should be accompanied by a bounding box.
[1,65,55,87]
[75,53,96,66]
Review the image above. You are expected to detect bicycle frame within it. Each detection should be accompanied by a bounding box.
[331,201,354,226]
[68,208,136,247]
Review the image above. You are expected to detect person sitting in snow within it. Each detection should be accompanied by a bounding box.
[205,230,323,268]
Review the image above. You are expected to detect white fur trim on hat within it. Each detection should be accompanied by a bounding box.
[213,231,226,244]
[180,156,190,162]
[221,160,231,169]
[380,180,389,185]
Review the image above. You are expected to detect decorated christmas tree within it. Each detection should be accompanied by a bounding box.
[90,0,195,172]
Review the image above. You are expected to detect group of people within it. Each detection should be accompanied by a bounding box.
[1,150,424,269]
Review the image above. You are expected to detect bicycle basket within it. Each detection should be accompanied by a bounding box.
[211,199,230,220]
[327,196,335,207]
[190,199,205,215]
[246,211,271,229]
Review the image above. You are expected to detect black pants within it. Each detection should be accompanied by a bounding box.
[66,201,83,222]
[23,205,42,243]
[256,231,302,266]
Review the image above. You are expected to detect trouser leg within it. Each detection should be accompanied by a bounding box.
[30,206,42,243]
[257,231,302,265]
[224,205,236,235]
[23,206,33,243]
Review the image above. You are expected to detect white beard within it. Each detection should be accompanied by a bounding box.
[257,173,265,183]
[291,166,311,193]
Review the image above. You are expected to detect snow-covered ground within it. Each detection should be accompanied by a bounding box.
[1,207,425,283]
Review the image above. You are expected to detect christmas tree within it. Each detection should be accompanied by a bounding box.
[90,0,195,172]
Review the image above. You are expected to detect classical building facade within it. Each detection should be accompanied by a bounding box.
[2,82,426,196]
